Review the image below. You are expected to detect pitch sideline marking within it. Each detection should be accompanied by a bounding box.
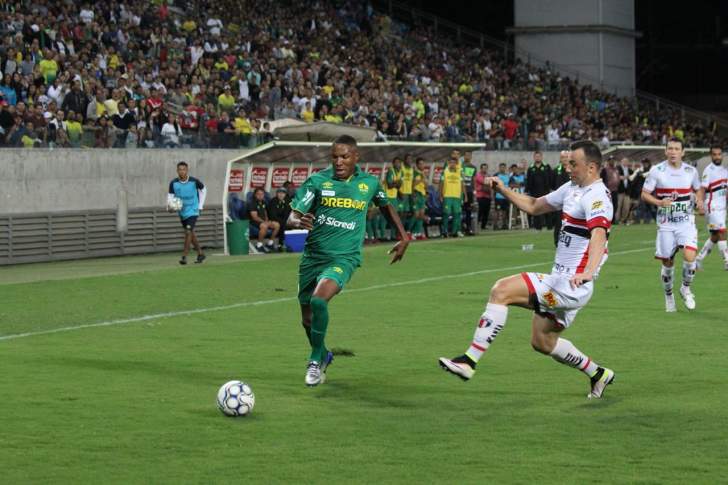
[0,247,651,342]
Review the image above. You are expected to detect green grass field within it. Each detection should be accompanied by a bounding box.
[1,223,727,484]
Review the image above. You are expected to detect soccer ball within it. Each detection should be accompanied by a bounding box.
[216,380,255,417]
[167,197,183,211]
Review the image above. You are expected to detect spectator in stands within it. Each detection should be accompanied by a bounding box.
[630,158,653,223]
[526,151,553,230]
[248,187,280,253]
[616,157,633,225]
[267,188,290,249]
[161,113,183,148]
[475,163,492,230]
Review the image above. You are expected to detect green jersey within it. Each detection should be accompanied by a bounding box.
[291,166,388,265]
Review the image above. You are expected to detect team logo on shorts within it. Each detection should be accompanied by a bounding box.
[591,200,603,209]
[358,182,369,194]
[322,181,334,189]
[332,267,344,274]
[709,223,717,229]
[543,291,558,308]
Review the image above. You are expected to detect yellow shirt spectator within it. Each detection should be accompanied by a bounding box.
[66,120,83,142]
[109,54,121,70]
[322,85,334,96]
[22,134,36,148]
[234,116,252,134]
[218,92,236,113]
[302,109,314,123]
[214,60,229,71]
[96,101,107,118]
[324,113,342,123]
[182,20,197,32]
[39,58,58,84]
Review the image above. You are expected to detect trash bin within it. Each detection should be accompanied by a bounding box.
[284,229,309,252]
[226,220,249,255]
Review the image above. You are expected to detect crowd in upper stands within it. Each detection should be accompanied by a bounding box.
[0,0,721,149]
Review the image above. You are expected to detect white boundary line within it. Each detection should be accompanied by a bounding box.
[0,247,651,342]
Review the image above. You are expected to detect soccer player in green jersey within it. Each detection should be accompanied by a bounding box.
[287,135,410,387]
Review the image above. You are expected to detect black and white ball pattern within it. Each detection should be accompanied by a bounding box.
[217,380,255,417]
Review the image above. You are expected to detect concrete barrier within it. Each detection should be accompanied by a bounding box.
[0,148,249,214]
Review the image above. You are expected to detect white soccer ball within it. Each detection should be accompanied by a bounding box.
[168,197,183,211]
[216,380,255,417]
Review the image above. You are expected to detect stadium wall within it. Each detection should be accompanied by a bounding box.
[0,149,713,215]
[0,148,248,215]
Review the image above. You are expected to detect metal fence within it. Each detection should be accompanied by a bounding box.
[0,206,224,265]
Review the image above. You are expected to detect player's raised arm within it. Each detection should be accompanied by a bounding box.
[488,176,555,216]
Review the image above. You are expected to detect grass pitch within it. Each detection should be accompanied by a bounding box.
[1,223,727,484]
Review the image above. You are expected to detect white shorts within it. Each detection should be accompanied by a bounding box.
[655,226,698,261]
[521,272,594,328]
[707,210,726,233]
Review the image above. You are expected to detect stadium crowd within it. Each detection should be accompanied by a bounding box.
[0,0,721,149]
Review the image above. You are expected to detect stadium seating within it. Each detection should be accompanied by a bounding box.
[0,0,720,150]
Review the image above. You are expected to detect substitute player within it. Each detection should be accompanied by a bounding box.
[641,138,704,312]
[400,154,415,235]
[168,161,206,265]
[287,135,409,387]
[439,141,616,399]
[439,151,467,237]
[696,145,728,270]
[411,157,428,239]
[384,157,403,240]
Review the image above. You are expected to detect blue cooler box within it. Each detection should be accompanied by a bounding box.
[285,230,309,252]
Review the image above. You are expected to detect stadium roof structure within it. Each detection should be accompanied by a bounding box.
[226,140,486,166]
[273,121,378,142]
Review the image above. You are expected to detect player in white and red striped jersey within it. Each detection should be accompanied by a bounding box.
[696,145,728,270]
[641,138,704,312]
[439,141,615,399]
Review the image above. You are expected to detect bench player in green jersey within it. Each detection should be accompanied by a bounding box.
[287,135,410,387]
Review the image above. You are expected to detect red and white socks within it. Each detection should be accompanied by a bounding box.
[465,303,508,363]
[549,338,599,377]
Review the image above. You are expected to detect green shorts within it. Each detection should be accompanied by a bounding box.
[412,192,426,211]
[297,257,357,304]
[398,194,412,213]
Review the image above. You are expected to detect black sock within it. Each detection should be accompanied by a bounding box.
[302,322,312,345]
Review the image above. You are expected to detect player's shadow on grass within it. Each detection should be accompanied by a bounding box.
[313,380,421,409]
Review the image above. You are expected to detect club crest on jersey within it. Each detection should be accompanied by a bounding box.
[358,182,369,194]
[332,267,343,274]
[543,291,558,308]
[322,181,334,189]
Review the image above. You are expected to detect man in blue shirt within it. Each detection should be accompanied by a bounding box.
[168,161,207,265]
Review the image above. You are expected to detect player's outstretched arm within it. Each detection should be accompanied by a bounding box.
[570,227,607,288]
[379,204,409,264]
[487,177,553,215]
[287,210,314,230]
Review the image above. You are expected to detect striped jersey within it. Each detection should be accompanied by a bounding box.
[642,161,700,229]
[545,180,612,276]
[701,163,727,213]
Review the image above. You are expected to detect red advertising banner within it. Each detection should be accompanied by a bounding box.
[228,169,244,192]
[271,167,290,188]
[291,166,309,187]
[432,165,444,185]
[250,166,269,188]
[366,165,383,180]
